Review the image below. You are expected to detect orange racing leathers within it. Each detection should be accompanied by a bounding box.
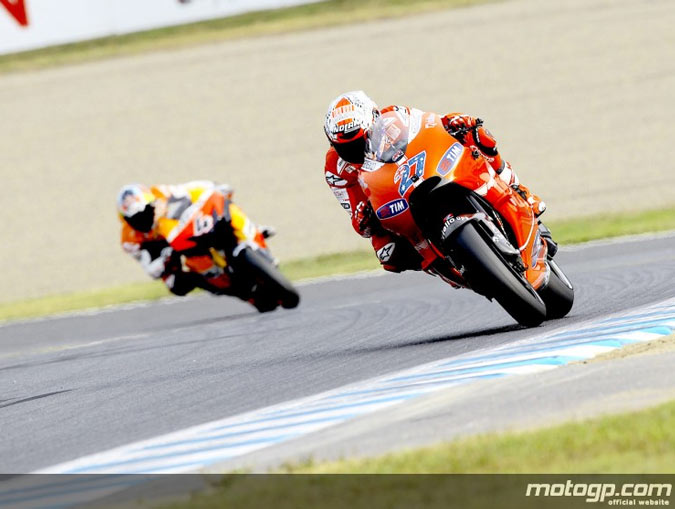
[120,180,237,296]
[324,106,544,272]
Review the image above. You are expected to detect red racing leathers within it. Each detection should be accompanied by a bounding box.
[324,106,544,272]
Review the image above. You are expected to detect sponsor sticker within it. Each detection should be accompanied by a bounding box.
[376,242,396,262]
[441,213,470,239]
[395,151,426,196]
[361,158,385,172]
[436,142,464,176]
[331,188,351,212]
[325,172,348,187]
[376,198,409,220]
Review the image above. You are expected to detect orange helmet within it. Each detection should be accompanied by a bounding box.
[324,91,379,164]
[117,184,156,233]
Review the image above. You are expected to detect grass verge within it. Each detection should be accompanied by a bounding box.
[1,206,673,322]
[155,401,675,508]
[547,207,675,245]
[286,399,675,473]
[0,0,490,74]
[0,251,380,322]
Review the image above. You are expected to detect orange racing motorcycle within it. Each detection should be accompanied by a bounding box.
[160,187,300,313]
[360,109,574,327]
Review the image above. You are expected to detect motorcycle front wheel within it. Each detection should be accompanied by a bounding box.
[235,247,300,312]
[450,223,546,327]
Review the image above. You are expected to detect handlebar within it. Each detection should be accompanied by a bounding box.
[448,117,484,138]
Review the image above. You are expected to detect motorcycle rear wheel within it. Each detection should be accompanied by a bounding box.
[451,223,546,327]
[538,259,574,319]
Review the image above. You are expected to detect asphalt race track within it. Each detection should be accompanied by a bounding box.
[1,234,674,473]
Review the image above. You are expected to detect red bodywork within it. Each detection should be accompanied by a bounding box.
[359,110,548,290]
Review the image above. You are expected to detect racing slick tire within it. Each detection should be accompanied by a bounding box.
[237,247,300,311]
[451,223,547,327]
[537,259,574,319]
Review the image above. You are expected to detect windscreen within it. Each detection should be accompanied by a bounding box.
[366,112,409,163]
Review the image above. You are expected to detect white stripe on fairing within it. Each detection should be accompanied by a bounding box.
[517,209,537,251]
[498,167,513,185]
[32,297,675,477]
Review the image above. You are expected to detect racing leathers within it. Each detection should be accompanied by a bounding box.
[120,180,237,296]
[324,106,549,273]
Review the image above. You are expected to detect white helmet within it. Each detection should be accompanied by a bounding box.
[116,184,156,232]
[324,91,379,164]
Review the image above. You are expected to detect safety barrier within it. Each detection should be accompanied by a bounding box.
[0,0,321,55]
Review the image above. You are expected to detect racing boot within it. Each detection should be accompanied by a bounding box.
[444,117,558,257]
[259,225,276,239]
[372,233,423,273]
[510,181,547,217]
[445,115,549,217]
[500,166,557,257]
[510,183,558,257]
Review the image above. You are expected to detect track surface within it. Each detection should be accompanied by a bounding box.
[1,234,675,473]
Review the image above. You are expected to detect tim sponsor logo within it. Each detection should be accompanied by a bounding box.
[376,199,408,220]
[437,142,463,176]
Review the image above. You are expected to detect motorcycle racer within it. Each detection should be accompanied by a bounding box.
[323,91,557,272]
[117,180,272,298]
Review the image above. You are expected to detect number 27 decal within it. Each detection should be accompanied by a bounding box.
[394,151,426,196]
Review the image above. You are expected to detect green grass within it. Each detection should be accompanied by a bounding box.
[289,399,675,473]
[547,207,675,245]
[157,401,675,508]
[0,0,490,74]
[1,206,673,322]
[0,251,379,322]
[282,249,379,280]
[0,281,171,322]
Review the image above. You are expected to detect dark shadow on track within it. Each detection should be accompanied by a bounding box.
[152,310,262,331]
[0,323,525,378]
[341,323,525,355]
[0,390,72,409]
[401,323,525,347]
[0,311,296,372]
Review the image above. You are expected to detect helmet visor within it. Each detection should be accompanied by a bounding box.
[333,137,366,164]
[366,113,409,163]
[126,203,155,233]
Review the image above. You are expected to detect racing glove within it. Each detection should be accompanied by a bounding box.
[443,115,499,157]
[139,246,174,279]
[353,201,381,238]
[444,114,478,134]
